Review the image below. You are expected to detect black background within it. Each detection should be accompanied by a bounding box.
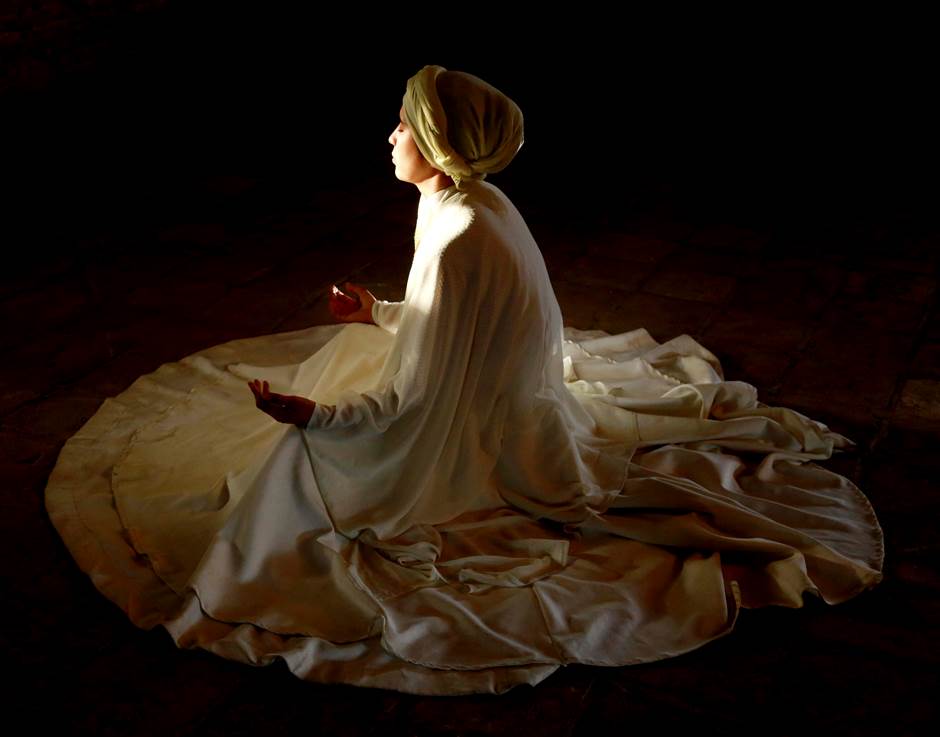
[4,4,937,250]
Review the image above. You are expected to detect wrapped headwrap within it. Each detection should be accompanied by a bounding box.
[403,65,524,190]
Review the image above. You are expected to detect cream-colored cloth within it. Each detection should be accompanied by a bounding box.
[403,65,524,190]
[45,180,883,695]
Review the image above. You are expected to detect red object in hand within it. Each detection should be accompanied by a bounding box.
[330,284,361,317]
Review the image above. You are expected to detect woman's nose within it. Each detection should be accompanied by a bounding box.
[388,129,396,145]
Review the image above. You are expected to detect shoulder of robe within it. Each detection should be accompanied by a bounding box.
[425,184,511,259]
[422,194,476,258]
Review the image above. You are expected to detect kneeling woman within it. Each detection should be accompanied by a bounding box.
[46,64,883,695]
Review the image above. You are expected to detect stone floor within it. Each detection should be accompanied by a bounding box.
[2,171,938,736]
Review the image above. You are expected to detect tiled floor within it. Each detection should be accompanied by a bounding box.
[3,170,937,735]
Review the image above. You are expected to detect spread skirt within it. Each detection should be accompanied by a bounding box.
[45,322,883,695]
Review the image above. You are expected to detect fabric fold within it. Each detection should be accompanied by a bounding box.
[44,178,883,695]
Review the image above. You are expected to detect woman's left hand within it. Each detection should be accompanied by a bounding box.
[329,282,376,324]
[248,379,317,427]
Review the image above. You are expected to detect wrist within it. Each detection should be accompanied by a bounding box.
[294,400,316,428]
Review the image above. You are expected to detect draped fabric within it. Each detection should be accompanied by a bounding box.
[45,179,883,695]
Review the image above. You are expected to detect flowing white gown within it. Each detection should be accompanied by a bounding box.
[45,180,883,694]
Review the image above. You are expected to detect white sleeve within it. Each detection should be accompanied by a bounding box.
[305,401,336,428]
[301,299,405,429]
[371,299,404,334]
[299,241,485,539]
[304,246,464,433]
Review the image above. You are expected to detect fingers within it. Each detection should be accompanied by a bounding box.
[247,382,314,426]
[345,282,368,301]
[332,282,360,298]
[248,380,264,410]
[349,283,375,304]
[330,284,361,319]
[247,380,277,404]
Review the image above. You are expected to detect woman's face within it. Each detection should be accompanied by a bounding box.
[388,107,439,184]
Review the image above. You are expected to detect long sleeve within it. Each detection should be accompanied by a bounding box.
[297,181,631,545]
[304,241,468,433]
[299,226,506,539]
[301,298,405,428]
[305,400,336,427]
[371,299,404,334]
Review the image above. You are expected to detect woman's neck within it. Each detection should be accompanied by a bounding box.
[416,171,454,197]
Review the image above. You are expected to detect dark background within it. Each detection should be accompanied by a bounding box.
[3,5,939,735]
[3,2,937,258]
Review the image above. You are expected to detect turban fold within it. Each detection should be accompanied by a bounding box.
[402,65,524,190]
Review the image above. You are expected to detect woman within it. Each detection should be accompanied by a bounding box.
[45,66,883,695]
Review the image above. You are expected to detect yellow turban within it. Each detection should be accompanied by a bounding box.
[402,65,524,190]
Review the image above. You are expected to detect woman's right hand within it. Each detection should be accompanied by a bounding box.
[247,379,317,428]
[329,282,377,324]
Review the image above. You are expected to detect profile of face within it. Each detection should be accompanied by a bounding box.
[388,107,440,185]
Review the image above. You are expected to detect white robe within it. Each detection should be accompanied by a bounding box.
[45,180,883,695]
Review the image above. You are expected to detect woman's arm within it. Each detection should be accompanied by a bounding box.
[371,299,405,334]
[305,242,470,433]
[251,282,404,427]
[333,281,404,333]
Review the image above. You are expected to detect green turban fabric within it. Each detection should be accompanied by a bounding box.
[402,65,524,189]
